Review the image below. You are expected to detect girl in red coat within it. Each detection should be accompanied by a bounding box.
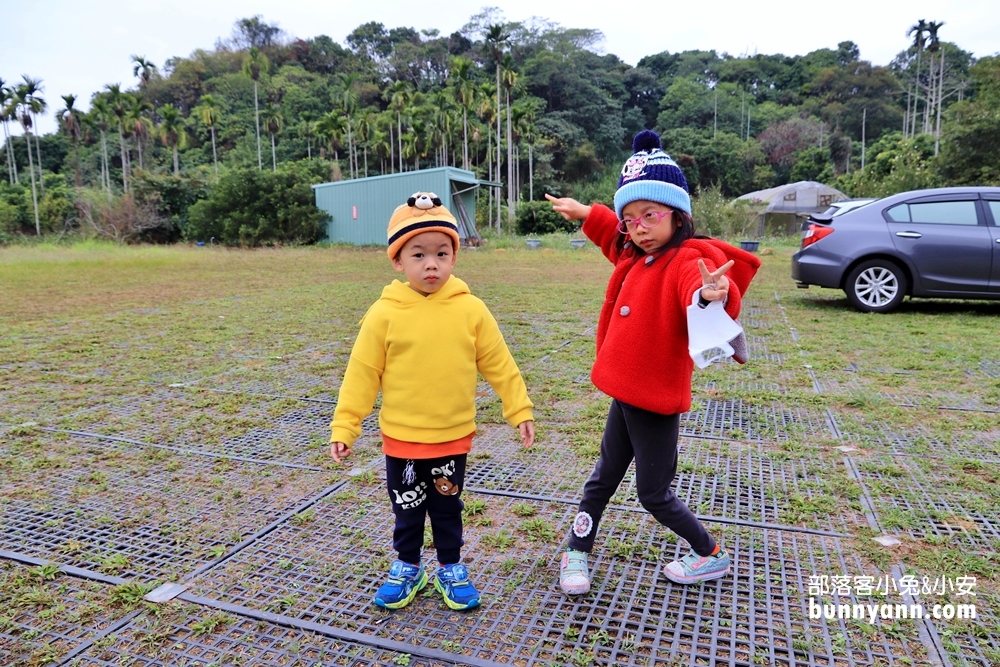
[546,130,760,595]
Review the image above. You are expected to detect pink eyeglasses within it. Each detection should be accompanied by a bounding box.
[618,209,672,234]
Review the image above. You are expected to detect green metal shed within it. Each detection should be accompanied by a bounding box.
[312,167,482,245]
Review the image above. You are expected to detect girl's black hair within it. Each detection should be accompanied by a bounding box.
[614,207,697,257]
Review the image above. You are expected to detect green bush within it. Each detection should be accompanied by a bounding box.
[131,170,212,242]
[186,161,330,246]
[691,184,764,239]
[516,200,579,235]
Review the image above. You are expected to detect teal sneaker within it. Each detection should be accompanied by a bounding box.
[374,560,427,609]
[663,548,730,584]
[559,549,590,595]
[434,563,481,610]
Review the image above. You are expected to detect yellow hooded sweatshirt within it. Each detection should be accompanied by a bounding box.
[330,275,533,454]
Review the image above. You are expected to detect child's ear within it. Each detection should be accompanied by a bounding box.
[391,256,404,272]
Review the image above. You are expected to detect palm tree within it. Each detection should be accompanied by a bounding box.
[450,57,477,170]
[354,109,375,177]
[105,84,132,191]
[484,24,510,232]
[334,73,360,178]
[131,55,158,89]
[57,94,84,187]
[476,82,498,227]
[20,76,46,196]
[157,104,187,175]
[906,20,927,138]
[125,98,153,170]
[242,47,269,170]
[260,104,283,170]
[925,20,945,148]
[196,94,222,174]
[315,111,345,165]
[383,81,412,172]
[12,85,40,233]
[501,54,519,222]
[0,79,17,184]
[298,110,316,159]
[88,98,113,195]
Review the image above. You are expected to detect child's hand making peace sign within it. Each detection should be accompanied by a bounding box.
[698,259,735,302]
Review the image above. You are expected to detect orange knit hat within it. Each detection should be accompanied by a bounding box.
[386,192,460,259]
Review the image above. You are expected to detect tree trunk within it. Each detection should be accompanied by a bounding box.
[397,112,403,173]
[529,143,533,201]
[463,108,469,170]
[24,131,40,234]
[934,49,945,155]
[254,81,262,170]
[211,127,219,175]
[118,128,128,192]
[137,135,144,170]
[506,88,514,224]
[496,68,501,233]
[306,138,311,159]
[271,133,276,171]
[3,123,16,184]
[389,125,394,173]
[32,114,45,196]
[172,144,178,175]
[101,131,111,196]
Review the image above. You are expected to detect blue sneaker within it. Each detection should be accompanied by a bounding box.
[374,560,427,609]
[434,563,481,610]
[663,548,730,584]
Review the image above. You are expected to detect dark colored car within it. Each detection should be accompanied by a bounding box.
[792,187,1000,312]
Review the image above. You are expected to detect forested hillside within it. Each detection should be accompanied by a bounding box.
[2,12,996,244]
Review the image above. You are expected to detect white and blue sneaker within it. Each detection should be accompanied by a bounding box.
[374,560,427,609]
[663,549,730,584]
[434,563,481,610]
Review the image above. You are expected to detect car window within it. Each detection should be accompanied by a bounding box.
[908,201,979,225]
[886,204,910,222]
[988,201,1000,226]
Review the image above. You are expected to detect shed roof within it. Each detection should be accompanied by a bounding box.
[736,181,848,214]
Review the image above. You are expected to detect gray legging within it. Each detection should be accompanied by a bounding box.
[567,399,716,557]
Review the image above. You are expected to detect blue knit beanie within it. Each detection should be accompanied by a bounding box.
[613,130,691,218]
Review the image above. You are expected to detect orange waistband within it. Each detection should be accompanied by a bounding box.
[381,431,476,459]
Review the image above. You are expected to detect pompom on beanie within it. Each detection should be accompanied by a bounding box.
[613,130,691,218]
[386,192,460,259]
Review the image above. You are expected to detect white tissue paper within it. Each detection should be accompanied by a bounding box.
[686,289,747,368]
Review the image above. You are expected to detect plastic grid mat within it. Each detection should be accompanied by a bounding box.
[67,608,457,667]
[468,428,860,534]
[184,483,927,666]
[852,454,1000,548]
[978,360,1000,378]
[932,591,1000,667]
[680,399,833,443]
[46,387,378,467]
[0,434,335,581]
[843,425,1000,462]
[0,566,132,667]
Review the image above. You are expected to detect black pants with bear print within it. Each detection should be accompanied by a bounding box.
[567,400,716,557]
[385,453,467,565]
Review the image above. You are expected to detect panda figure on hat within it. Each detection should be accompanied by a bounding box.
[546,129,762,596]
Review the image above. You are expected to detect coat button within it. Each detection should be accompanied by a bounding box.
[645,255,654,265]
[620,306,630,316]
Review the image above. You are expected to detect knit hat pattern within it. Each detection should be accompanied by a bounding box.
[386,192,460,259]
[613,130,691,218]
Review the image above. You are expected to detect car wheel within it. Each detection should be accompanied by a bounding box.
[845,260,908,313]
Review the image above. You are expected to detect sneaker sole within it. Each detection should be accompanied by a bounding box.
[663,565,730,585]
[559,581,590,596]
[433,577,480,610]
[374,570,428,609]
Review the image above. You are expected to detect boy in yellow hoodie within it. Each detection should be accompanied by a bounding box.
[330,192,535,611]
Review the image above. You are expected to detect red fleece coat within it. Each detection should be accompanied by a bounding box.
[583,204,761,415]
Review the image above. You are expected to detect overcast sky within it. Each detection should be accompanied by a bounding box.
[4,0,998,134]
